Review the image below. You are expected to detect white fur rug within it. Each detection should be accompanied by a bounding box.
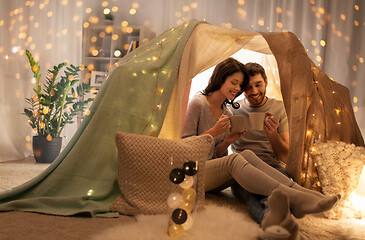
[91,203,264,240]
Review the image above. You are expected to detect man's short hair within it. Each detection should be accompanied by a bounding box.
[245,62,267,81]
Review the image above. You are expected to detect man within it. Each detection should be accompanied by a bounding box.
[229,62,290,225]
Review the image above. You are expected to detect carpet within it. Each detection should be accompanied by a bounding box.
[1,161,365,240]
[0,162,49,191]
[91,202,264,240]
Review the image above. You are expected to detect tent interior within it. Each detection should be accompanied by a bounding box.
[1,19,365,239]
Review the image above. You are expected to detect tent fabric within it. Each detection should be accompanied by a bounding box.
[0,19,363,216]
[160,25,364,184]
[0,19,200,217]
[260,32,364,184]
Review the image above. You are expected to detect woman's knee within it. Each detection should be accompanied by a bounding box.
[239,149,261,166]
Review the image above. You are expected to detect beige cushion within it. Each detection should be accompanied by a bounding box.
[110,132,213,215]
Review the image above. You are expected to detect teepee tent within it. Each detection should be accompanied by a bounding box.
[0,19,363,217]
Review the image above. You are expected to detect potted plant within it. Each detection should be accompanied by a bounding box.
[24,50,93,163]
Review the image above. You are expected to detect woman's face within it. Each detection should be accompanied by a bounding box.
[219,71,244,101]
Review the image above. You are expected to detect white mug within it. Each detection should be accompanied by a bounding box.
[229,115,245,133]
[249,112,267,131]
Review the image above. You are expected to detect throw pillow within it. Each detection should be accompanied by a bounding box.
[110,132,213,215]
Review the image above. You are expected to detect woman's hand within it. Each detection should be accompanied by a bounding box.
[211,114,231,136]
[225,130,247,145]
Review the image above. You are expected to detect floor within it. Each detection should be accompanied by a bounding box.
[2,157,365,240]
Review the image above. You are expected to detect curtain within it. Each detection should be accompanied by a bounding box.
[0,0,83,161]
[0,0,364,161]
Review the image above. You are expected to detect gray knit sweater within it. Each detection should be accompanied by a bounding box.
[182,95,231,159]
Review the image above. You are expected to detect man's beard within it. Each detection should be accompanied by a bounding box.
[246,90,267,107]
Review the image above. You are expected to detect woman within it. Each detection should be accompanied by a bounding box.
[183,58,339,239]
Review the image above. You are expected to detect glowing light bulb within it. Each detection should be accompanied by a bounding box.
[167,193,183,209]
[85,109,91,116]
[87,189,94,196]
[182,215,193,230]
[114,50,121,57]
[129,8,136,15]
[103,8,111,15]
[42,107,49,114]
[121,21,128,27]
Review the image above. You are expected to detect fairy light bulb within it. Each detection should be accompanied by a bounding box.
[179,176,194,189]
[182,188,196,203]
[182,215,193,230]
[129,8,136,15]
[87,189,94,196]
[85,109,91,116]
[168,223,184,239]
[114,49,121,57]
[103,8,110,15]
[167,193,183,209]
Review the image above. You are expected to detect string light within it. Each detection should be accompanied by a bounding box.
[306,130,312,136]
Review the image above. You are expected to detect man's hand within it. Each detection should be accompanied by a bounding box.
[263,111,289,163]
[264,112,280,137]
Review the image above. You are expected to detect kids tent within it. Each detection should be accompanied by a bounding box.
[0,19,363,216]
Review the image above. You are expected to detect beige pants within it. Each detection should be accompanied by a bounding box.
[204,150,293,194]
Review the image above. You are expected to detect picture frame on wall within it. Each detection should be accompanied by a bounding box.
[90,71,107,88]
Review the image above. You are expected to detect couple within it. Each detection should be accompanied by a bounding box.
[182,58,339,239]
